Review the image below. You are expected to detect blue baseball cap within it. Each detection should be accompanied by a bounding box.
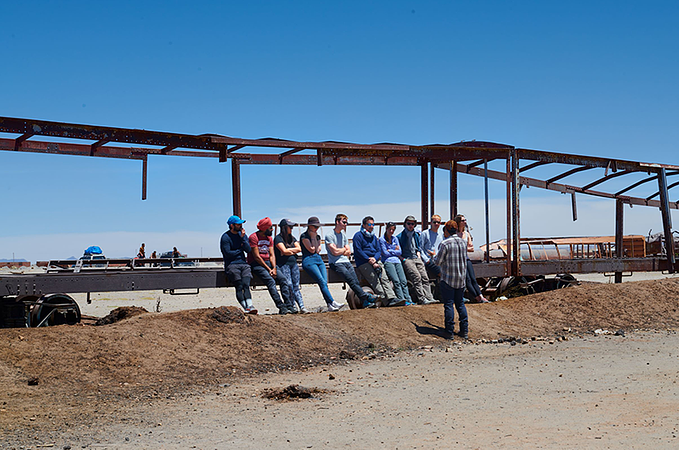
[227,215,246,225]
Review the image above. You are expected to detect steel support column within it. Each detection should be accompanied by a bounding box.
[450,161,458,219]
[141,157,148,200]
[506,156,512,275]
[484,159,490,263]
[511,149,521,276]
[421,161,429,229]
[430,161,435,220]
[232,158,242,217]
[658,168,675,272]
[615,199,624,283]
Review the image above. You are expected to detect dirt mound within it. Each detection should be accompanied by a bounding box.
[1,278,678,433]
[262,384,330,400]
[210,305,250,324]
[94,306,148,325]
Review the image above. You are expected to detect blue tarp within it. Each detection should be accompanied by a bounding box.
[84,246,103,255]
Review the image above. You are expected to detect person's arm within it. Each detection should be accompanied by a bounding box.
[220,234,241,259]
[302,234,320,254]
[421,232,431,263]
[434,241,447,266]
[466,232,474,253]
[276,241,295,256]
[353,233,370,262]
[326,234,344,257]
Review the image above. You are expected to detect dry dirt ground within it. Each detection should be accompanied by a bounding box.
[2,278,679,448]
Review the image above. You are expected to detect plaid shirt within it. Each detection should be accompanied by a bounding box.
[434,234,467,289]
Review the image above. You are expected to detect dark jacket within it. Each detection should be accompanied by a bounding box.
[397,229,422,259]
[352,230,381,267]
[220,230,251,267]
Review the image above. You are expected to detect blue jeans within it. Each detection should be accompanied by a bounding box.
[466,259,482,298]
[439,280,468,336]
[277,263,304,309]
[250,261,284,308]
[383,261,412,303]
[302,254,335,305]
[330,261,370,302]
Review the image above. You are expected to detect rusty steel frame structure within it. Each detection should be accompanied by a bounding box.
[1,116,678,290]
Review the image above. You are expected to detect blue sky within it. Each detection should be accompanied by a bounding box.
[1,1,678,261]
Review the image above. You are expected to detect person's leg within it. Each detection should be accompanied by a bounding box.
[384,262,406,300]
[302,256,335,305]
[415,258,434,301]
[226,266,247,310]
[425,260,441,279]
[466,259,488,302]
[335,262,372,302]
[251,263,284,309]
[238,264,255,312]
[402,259,425,303]
[439,281,456,336]
[393,262,413,304]
[453,286,468,338]
[289,263,306,310]
[357,262,387,300]
[276,264,295,310]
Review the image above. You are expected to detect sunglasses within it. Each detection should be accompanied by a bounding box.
[341,220,348,224]
[432,220,441,224]
[365,223,375,227]
[405,222,415,226]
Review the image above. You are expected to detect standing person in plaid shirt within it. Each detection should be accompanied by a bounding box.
[434,220,469,340]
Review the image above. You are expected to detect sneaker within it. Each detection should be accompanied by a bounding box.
[362,299,377,309]
[456,331,469,340]
[328,301,345,312]
[278,307,289,315]
[287,306,299,314]
[387,298,407,307]
[300,307,310,314]
[245,306,258,315]
[421,298,437,305]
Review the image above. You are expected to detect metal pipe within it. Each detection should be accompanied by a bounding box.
[571,192,577,221]
[658,168,675,272]
[506,155,512,275]
[450,161,458,219]
[232,158,242,217]
[142,157,148,201]
[511,149,521,276]
[430,161,435,220]
[484,159,490,263]
[421,161,429,229]
[615,199,624,283]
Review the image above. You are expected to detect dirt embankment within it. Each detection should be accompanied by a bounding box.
[1,278,678,437]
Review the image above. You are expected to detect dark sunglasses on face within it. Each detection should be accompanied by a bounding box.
[406,222,415,226]
[432,220,441,224]
[365,223,374,227]
[341,220,348,224]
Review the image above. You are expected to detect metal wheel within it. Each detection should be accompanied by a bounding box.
[346,286,375,310]
[30,294,81,327]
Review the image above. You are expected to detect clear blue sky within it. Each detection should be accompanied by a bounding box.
[1,1,678,261]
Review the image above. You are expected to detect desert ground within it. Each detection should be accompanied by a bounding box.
[1,273,679,449]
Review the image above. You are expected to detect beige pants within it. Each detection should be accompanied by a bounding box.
[402,258,433,303]
[356,262,396,305]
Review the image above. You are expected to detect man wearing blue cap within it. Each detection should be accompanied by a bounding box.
[220,215,257,314]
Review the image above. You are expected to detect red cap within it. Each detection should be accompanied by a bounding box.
[257,217,273,231]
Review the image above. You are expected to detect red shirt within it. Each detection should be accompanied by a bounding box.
[247,232,273,264]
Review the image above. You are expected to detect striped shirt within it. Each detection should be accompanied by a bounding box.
[434,234,467,289]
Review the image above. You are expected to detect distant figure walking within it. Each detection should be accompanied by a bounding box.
[137,243,146,259]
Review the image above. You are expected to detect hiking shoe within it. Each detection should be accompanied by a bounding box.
[387,298,407,307]
[456,331,469,340]
[328,301,345,312]
[245,306,258,315]
[362,299,377,309]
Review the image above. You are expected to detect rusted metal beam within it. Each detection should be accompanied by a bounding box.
[521,257,664,276]
[90,139,110,156]
[142,157,148,201]
[511,149,521,276]
[517,148,679,172]
[615,199,623,283]
[231,159,242,217]
[227,144,246,154]
[450,161,458,219]
[14,132,34,151]
[546,165,596,185]
[421,161,429,229]
[430,161,435,219]
[581,169,638,191]
[571,192,578,221]
[484,159,490,263]
[506,156,512,276]
[658,168,675,273]
[645,179,679,201]
[519,160,549,173]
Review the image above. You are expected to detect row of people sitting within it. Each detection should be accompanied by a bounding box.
[219,213,487,315]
